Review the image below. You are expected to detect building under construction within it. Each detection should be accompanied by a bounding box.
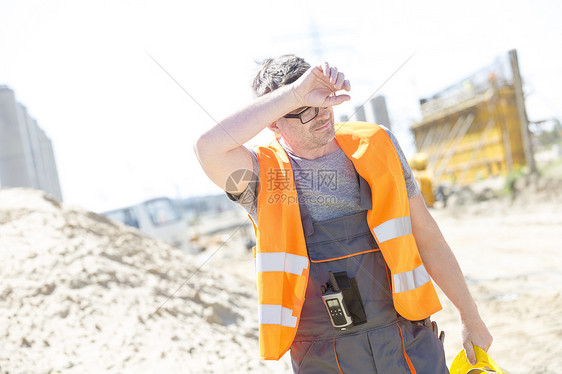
[411,50,535,188]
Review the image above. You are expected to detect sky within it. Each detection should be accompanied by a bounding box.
[1,0,561,212]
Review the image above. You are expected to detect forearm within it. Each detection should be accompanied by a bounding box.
[410,195,493,360]
[194,84,302,193]
[409,195,480,320]
[418,232,480,321]
[197,85,300,153]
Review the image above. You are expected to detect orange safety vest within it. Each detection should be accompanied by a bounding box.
[253,122,442,360]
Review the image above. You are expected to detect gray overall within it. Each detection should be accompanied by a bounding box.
[290,208,448,373]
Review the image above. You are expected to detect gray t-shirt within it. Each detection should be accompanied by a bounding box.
[228,127,419,224]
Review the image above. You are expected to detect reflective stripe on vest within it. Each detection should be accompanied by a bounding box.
[258,305,298,327]
[372,216,412,243]
[256,252,309,275]
[393,264,432,293]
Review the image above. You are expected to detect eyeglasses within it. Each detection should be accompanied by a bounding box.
[283,107,319,124]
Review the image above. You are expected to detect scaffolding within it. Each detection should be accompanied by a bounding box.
[411,49,535,186]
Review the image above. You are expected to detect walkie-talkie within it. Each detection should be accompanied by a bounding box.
[321,271,353,330]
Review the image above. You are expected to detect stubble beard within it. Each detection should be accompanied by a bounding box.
[309,116,335,147]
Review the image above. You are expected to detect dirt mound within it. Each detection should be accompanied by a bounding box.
[0,188,288,373]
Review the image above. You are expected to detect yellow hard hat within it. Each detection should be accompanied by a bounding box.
[449,346,509,374]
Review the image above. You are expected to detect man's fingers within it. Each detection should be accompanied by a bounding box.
[331,75,351,92]
[334,72,343,89]
[321,62,350,89]
[329,67,339,83]
[463,343,477,365]
[325,93,351,106]
[305,63,351,106]
[438,331,445,343]
[322,62,331,77]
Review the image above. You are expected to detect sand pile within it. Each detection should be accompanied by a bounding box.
[0,188,290,374]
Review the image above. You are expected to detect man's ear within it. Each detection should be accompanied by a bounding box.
[268,119,282,133]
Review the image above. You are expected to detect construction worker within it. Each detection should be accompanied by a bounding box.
[194,55,492,373]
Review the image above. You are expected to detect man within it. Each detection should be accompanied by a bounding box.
[194,55,492,373]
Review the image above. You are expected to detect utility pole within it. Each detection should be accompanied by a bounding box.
[509,49,536,173]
